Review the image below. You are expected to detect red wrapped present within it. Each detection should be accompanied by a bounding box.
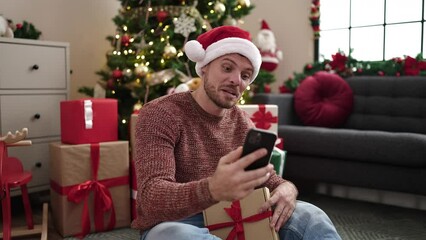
[49,141,130,238]
[238,104,278,135]
[60,99,118,144]
[203,187,278,240]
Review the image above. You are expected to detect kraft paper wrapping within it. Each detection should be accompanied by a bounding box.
[203,187,279,240]
[49,141,130,237]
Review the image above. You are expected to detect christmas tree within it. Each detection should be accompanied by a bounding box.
[79,0,254,140]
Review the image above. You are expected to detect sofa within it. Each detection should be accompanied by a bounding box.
[251,75,426,196]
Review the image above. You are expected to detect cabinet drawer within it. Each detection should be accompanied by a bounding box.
[0,94,65,138]
[7,140,53,189]
[0,42,67,89]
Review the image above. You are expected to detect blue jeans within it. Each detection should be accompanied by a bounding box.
[140,200,341,240]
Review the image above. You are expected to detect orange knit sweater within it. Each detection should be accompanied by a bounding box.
[131,92,285,231]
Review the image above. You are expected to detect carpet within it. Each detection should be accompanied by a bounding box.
[300,194,426,240]
[5,192,425,239]
[64,194,425,240]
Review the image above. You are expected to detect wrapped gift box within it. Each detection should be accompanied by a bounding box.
[238,104,278,135]
[271,148,286,176]
[49,141,130,237]
[60,98,118,144]
[203,187,279,240]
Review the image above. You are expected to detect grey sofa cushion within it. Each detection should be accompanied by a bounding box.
[344,76,426,133]
[279,125,426,167]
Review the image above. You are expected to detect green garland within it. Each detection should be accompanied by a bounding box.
[280,51,426,93]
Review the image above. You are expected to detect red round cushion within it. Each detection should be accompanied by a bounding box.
[294,71,353,127]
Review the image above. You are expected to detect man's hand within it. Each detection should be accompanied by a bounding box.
[208,146,274,202]
[258,181,298,231]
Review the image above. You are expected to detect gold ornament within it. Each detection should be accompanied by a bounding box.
[163,44,177,59]
[134,65,149,77]
[238,0,251,7]
[214,2,226,14]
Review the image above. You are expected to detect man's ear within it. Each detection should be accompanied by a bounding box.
[200,65,208,76]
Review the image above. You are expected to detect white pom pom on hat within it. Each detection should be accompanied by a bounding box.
[184,25,261,83]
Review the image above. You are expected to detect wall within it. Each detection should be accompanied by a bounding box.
[0,0,312,99]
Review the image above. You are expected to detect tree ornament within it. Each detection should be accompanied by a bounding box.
[163,44,177,59]
[135,65,149,77]
[112,69,123,79]
[254,20,283,72]
[107,79,115,89]
[121,34,131,46]
[238,0,251,7]
[174,13,196,37]
[157,10,169,22]
[214,2,226,14]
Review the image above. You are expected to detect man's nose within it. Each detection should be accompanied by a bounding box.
[229,72,242,85]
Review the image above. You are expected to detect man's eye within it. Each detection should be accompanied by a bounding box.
[223,65,232,72]
[242,73,251,81]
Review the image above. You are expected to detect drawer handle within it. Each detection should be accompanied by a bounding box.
[32,64,39,70]
[35,162,42,168]
[33,113,41,119]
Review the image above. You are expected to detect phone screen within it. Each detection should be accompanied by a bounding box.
[242,128,277,171]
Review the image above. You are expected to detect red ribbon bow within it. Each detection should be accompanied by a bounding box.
[206,201,273,240]
[250,105,278,130]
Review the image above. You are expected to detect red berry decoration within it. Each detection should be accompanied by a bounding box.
[279,85,290,93]
[16,23,23,29]
[157,10,168,22]
[112,69,123,79]
[264,84,271,93]
[305,64,313,70]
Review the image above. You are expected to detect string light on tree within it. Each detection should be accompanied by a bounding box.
[78,0,255,140]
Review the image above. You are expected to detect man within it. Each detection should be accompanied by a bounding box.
[132,25,341,240]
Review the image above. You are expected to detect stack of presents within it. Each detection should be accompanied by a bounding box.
[50,98,286,239]
[49,99,131,238]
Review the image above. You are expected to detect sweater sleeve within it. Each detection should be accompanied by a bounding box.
[132,103,217,230]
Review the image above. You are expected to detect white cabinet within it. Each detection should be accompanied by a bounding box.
[0,37,70,195]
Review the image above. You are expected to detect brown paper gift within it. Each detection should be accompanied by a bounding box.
[203,187,279,240]
[49,141,131,238]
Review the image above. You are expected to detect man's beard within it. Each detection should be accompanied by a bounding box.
[204,74,238,109]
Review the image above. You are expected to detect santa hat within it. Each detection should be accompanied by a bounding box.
[184,26,261,83]
[261,19,270,30]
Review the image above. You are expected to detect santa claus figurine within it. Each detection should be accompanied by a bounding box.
[255,19,282,72]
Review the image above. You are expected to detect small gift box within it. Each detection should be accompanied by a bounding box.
[271,148,286,177]
[49,141,130,237]
[60,98,118,144]
[203,187,279,240]
[238,104,279,135]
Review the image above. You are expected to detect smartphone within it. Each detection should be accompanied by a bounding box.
[242,128,277,171]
